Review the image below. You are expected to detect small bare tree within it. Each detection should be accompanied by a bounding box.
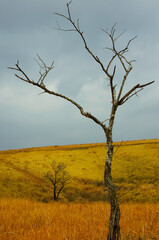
[45,160,71,201]
[9,2,154,239]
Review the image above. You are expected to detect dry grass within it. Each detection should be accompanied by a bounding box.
[0,198,159,240]
[0,139,159,202]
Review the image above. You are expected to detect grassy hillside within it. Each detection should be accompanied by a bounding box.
[0,139,159,202]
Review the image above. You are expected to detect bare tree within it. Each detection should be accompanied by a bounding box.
[8,2,154,239]
[45,160,71,201]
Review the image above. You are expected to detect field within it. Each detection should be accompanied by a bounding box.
[0,198,159,240]
[0,139,159,202]
[0,139,159,239]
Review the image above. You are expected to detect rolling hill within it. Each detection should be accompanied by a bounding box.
[0,139,159,203]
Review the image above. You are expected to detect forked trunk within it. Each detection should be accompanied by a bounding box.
[104,133,120,240]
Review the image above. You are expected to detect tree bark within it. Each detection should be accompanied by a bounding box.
[104,106,120,240]
[104,139,120,240]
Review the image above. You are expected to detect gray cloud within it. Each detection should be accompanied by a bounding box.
[0,0,158,150]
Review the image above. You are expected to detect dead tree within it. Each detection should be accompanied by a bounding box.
[8,2,154,239]
[45,160,71,201]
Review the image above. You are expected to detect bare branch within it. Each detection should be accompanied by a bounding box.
[139,81,155,88]
[117,67,133,102]
[104,47,114,52]
[54,9,139,108]
[111,23,117,37]
[121,36,137,53]
[77,18,80,31]
[66,1,72,20]
[110,66,117,103]
[34,55,54,86]
[8,66,19,71]
[8,60,107,132]
[114,29,126,42]
[120,88,143,104]
[38,91,46,95]
[118,81,155,105]
[101,26,136,73]
[55,5,136,84]
[106,54,117,74]
[55,5,112,79]
[130,59,136,64]
[113,141,123,159]
[112,65,116,78]
[11,61,32,83]
[53,21,76,32]
[102,119,109,124]
[14,74,29,83]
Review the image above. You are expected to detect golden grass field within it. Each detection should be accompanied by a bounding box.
[0,139,159,239]
[0,198,159,240]
[0,139,159,202]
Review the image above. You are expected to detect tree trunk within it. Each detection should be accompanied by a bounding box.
[54,187,57,201]
[104,133,120,240]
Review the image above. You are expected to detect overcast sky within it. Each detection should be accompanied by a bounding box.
[0,0,159,150]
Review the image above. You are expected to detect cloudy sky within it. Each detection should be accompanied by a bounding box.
[0,0,159,150]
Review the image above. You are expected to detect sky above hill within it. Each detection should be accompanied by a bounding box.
[0,0,159,150]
